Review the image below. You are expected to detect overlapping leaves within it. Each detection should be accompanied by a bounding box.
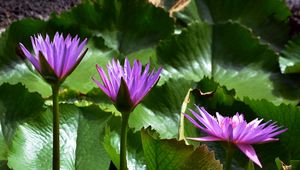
[0,0,173,97]
[0,83,220,169]
[157,21,300,104]
[174,0,291,48]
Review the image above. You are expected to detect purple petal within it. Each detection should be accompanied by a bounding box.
[184,113,204,130]
[62,37,80,76]
[20,32,87,82]
[236,144,262,168]
[96,64,116,99]
[93,58,161,111]
[19,43,41,71]
[76,38,87,56]
[267,128,287,138]
[186,136,223,142]
[216,112,224,124]
[196,107,222,136]
[64,36,80,72]
[92,77,111,99]
[257,138,278,143]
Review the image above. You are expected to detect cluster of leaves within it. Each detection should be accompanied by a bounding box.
[0,0,299,169]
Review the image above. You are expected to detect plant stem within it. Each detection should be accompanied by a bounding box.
[120,112,129,170]
[225,143,234,170]
[178,88,192,144]
[52,85,60,170]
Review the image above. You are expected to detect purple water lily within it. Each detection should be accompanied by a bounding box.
[19,32,88,84]
[93,58,161,169]
[184,106,287,168]
[20,32,88,169]
[93,58,162,112]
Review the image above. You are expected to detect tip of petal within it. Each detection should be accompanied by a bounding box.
[236,144,262,168]
[156,67,163,75]
[81,37,88,45]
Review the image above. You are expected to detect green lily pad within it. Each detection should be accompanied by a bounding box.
[0,83,45,146]
[157,21,300,104]
[7,104,112,170]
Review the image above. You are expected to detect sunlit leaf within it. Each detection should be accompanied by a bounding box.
[0,83,45,146]
[157,21,300,104]
[7,104,112,170]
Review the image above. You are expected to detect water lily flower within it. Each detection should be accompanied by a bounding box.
[93,58,161,170]
[93,58,162,113]
[19,32,88,84]
[184,106,287,168]
[19,32,88,170]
